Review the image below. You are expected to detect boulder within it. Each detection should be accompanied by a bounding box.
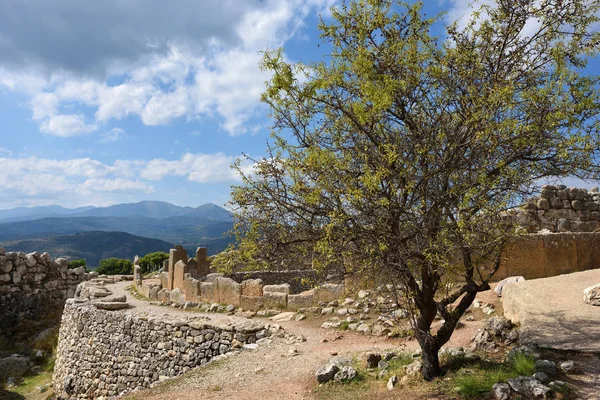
[0,355,29,381]
[486,316,513,337]
[494,276,525,297]
[492,382,512,400]
[583,284,600,306]
[316,364,339,384]
[387,375,398,390]
[360,352,381,369]
[216,277,241,307]
[508,376,550,399]
[334,366,357,382]
[560,360,575,373]
[200,282,218,303]
[93,302,129,310]
[535,359,557,377]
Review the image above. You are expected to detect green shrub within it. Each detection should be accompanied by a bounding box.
[138,252,169,273]
[339,321,351,331]
[510,353,536,376]
[455,374,490,399]
[67,259,87,270]
[96,258,133,275]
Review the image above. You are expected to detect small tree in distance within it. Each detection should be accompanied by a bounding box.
[138,252,169,274]
[96,258,133,275]
[225,0,600,380]
[67,259,87,270]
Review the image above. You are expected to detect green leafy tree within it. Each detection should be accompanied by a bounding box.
[138,252,169,274]
[96,258,133,275]
[67,259,86,270]
[224,0,600,380]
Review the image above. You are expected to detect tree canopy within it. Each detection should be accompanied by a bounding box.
[96,258,133,275]
[138,251,169,274]
[222,0,600,380]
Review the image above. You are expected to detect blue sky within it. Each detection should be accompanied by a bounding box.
[0,0,597,209]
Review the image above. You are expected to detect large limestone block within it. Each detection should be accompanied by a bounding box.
[575,233,600,271]
[314,284,345,303]
[157,288,170,302]
[160,272,169,290]
[167,246,188,290]
[216,277,241,306]
[241,295,264,310]
[196,247,211,276]
[133,265,143,287]
[263,292,287,309]
[241,279,264,297]
[543,234,578,277]
[200,282,218,303]
[170,288,185,305]
[263,284,291,295]
[187,258,198,277]
[182,274,200,302]
[173,260,187,290]
[287,290,314,311]
[494,276,525,297]
[502,235,547,279]
[584,284,600,306]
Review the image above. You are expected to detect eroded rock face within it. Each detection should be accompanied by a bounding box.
[507,376,550,399]
[495,276,525,297]
[583,284,600,306]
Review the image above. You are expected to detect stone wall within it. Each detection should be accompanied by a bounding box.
[53,299,266,399]
[494,232,600,280]
[0,248,90,335]
[512,185,600,233]
[227,270,319,294]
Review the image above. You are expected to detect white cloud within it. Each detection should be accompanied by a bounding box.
[140,152,246,183]
[100,127,127,143]
[39,114,97,137]
[0,0,334,137]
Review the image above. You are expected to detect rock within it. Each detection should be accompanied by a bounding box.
[583,284,600,306]
[0,355,29,380]
[269,312,296,322]
[321,307,334,315]
[316,363,339,384]
[92,301,129,310]
[387,375,398,390]
[508,376,550,399]
[532,371,550,384]
[356,323,371,334]
[378,360,389,371]
[535,359,557,377]
[104,294,127,303]
[548,380,566,391]
[329,356,352,369]
[492,382,512,400]
[360,352,381,369]
[334,366,357,382]
[482,304,496,315]
[358,290,370,299]
[486,316,513,336]
[405,360,422,376]
[506,345,541,362]
[560,360,575,373]
[494,276,525,297]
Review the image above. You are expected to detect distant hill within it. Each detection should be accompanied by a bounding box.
[1,231,173,267]
[0,202,235,258]
[0,201,233,222]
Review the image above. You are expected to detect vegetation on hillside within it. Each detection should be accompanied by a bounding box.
[138,252,169,273]
[222,0,600,380]
[96,258,133,275]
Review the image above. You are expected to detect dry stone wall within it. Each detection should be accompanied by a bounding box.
[512,185,600,233]
[53,298,266,399]
[0,247,90,333]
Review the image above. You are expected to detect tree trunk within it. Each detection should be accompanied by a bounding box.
[420,341,441,381]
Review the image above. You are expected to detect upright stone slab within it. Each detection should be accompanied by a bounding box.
[196,247,211,277]
[133,255,143,288]
[288,290,314,311]
[187,258,198,277]
[160,271,169,290]
[168,246,188,290]
[182,274,200,302]
[216,277,241,306]
[172,260,188,291]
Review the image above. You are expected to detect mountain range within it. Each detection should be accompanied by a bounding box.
[0,201,235,266]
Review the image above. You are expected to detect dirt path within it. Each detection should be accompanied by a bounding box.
[98,280,490,400]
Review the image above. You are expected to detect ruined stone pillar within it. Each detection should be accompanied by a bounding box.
[167,246,188,290]
[196,247,211,277]
[133,255,143,288]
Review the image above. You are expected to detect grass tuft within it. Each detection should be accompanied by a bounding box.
[510,353,536,376]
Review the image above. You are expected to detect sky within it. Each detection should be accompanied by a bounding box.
[0,0,597,210]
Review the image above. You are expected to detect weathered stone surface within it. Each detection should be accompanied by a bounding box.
[262,292,287,309]
[0,355,29,381]
[334,366,357,382]
[269,312,295,322]
[492,382,512,400]
[182,274,200,302]
[170,288,186,305]
[507,376,550,399]
[583,284,600,306]
[313,284,345,303]
[535,359,557,377]
[167,246,188,290]
[200,282,218,303]
[172,260,188,291]
[53,300,263,398]
[387,375,398,390]
[360,352,382,369]
[316,364,338,384]
[196,247,211,277]
[92,301,129,310]
[494,276,525,297]
[287,291,314,311]
[215,277,241,307]
[240,295,264,310]
[263,284,291,295]
[241,279,264,297]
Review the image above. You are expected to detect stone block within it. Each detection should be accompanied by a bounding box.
[241,279,264,296]
[287,290,314,311]
[167,246,188,290]
[314,283,345,303]
[170,288,185,305]
[160,272,169,289]
[173,260,187,290]
[133,265,143,287]
[187,258,198,277]
[240,295,264,310]
[196,247,211,276]
[157,289,170,302]
[182,274,200,302]
[216,277,241,306]
[576,233,600,271]
[263,284,291,295]
[542,234,578,277]
[263,292,287,309]
[501,235,547,279]
[200,282,218,303]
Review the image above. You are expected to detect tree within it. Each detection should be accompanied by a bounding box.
[224,0,600,380]
[96,258,133,275]
[67,259,87,270]
[138,252,169,274]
